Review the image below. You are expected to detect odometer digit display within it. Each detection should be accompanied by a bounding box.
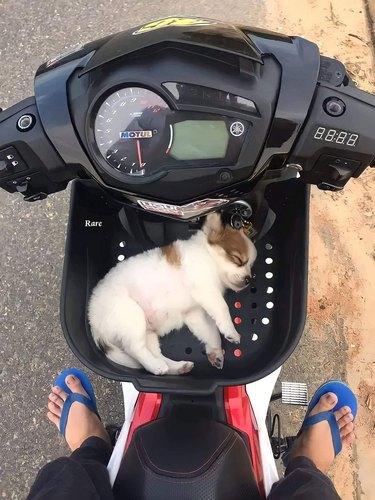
[313,126,359,147]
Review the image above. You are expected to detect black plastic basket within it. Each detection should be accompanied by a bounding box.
[61,179,309,394]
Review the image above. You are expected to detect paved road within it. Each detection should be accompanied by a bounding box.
[0,1,266,497]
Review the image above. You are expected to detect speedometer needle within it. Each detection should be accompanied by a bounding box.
[136,139,142,169]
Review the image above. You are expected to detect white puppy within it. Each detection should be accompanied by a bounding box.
[88,212,257,375]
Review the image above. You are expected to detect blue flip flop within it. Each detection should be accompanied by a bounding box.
[53,368,100,438]
[283,380,357,466]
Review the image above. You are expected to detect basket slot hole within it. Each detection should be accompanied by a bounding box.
[267,287,274,294]
[265,243,273,250]
[117,255,125,261]
[251,303,258,309]
[234,317,242,325]
[265,257,273,264]
[185,347,192,355]
[234,301,242,309]
[265,272,273,279]
[251,318,257,325]
[119,241,126,248]
[266,302,274,309]
[252,333,258,341]
[262,317,270,325]
[233,349,242,358]
[250,287,257,293]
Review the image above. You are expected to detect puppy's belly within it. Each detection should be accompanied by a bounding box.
[145,309,185,337]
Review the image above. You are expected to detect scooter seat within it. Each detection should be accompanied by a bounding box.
[113,417,261,500]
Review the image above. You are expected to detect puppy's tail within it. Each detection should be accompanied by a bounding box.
[96,338,141,369]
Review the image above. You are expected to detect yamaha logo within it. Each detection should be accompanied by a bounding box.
[230,122,245,137]
[120,130,153,139]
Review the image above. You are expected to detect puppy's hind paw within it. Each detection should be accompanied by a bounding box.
[149,361,170,376]
[177,361,194,375]
[208,350,224,370]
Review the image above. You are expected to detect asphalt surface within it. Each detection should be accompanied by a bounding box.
[0,1,267,497]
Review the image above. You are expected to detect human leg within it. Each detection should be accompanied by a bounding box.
[27,373,114,500]
[268,392,355,499]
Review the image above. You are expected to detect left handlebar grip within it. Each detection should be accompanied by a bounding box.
[0,97,74,201]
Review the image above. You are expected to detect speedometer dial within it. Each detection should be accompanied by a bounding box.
[94,87,169,176]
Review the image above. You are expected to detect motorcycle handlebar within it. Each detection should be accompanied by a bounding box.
[0,33,374,203]
[0,97,74,201]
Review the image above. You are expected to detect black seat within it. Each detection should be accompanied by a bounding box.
[113,417,261,500]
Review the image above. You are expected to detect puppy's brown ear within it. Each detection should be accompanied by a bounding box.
[203,212,224,243]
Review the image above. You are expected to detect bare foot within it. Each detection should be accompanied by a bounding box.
[47,374,111,452]
[289,392,355,473]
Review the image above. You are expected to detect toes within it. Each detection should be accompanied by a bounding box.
[207,349,224,369]
[177,361,194,375]
[209,355,224,369]
[213,358,224,369]
[49,392,64,409]
[48,401,62,417]
[152,362,169,376]
[334,405,351,423]
[342,431,356,446]
[65,375,89,397]
[52,385,68,402]
[47,411,60,429]
[309,392,338,416]
[340,421,354,439]
[157,367,169,375]
[52,374,90,400]
[337,412,353,430]
[225,333,241,344]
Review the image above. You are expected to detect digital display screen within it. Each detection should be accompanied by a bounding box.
[169,120,229,160]
[163,82,258,114]
[313,127,359,147]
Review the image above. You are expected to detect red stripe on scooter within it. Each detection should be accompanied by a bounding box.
[224,386,265,498]
[125,392,162,450]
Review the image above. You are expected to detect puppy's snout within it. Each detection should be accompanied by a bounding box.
[244,275,252,285]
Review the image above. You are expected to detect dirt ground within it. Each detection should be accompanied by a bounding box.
[266,1,375,498]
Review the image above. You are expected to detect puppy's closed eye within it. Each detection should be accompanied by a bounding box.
[229,253,248,267]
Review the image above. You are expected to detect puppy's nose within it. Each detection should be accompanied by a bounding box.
[244,275,251,285]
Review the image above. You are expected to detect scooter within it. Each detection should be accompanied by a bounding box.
[1,17,374,499]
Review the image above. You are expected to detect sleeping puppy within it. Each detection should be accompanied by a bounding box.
[88,212,257,375]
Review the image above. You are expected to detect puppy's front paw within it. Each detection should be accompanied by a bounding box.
[177,361,194,375]
[207,349,224,370]
[224,330,241,344]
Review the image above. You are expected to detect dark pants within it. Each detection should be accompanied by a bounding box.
[27,437,340,500]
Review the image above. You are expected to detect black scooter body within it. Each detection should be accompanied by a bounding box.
[0,17,374,394]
